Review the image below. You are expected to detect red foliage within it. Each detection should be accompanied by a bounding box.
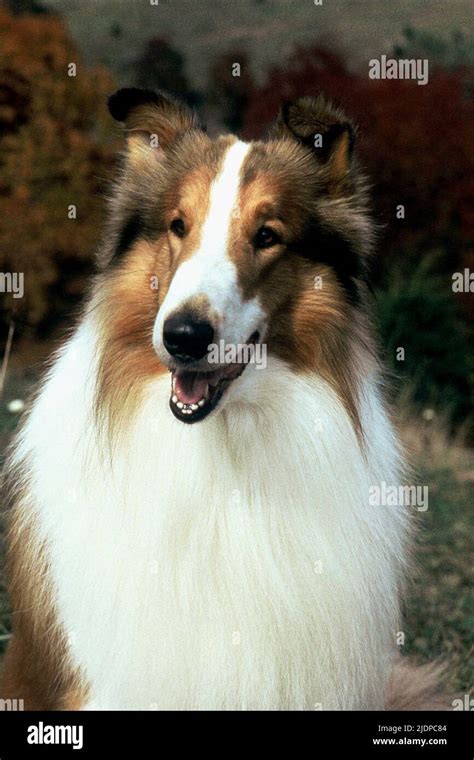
[242,46,474,282]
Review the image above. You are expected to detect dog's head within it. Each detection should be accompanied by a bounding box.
[96,88,374,427]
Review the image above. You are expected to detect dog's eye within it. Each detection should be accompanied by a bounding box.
[170,218,186,238]
[254,226,280,249]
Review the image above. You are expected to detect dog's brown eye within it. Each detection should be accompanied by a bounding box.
[254,226,280,249]
[170,218,186,238]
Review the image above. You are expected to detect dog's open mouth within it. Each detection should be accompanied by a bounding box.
[169,332,259,423]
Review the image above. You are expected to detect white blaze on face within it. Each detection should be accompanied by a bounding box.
[153,140,265,361]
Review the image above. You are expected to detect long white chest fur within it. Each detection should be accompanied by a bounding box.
[14,319,408,710]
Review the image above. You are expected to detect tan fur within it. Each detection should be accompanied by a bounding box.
[94,239,168,441]
[167,165,215,266]
[0,476,87,709]
[386,657,451,710]
[126,102,198,151]
[94,160,222,439]
[223,155,374,436]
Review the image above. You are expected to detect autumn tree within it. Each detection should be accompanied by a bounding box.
[133,37,199,108]
[242,44,473,281]
[207,50,255,132]
[0,5,116,338]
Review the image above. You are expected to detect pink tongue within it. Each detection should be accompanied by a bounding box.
[173,372,210,405]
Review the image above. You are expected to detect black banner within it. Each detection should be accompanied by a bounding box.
[0,710,472,757]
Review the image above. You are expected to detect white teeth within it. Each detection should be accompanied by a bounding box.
[171,391,208,414]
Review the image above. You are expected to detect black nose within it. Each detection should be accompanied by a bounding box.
[163,314,215,362]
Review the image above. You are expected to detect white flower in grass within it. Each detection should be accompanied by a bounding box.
[7,399,25,414]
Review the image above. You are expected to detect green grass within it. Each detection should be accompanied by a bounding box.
[403,464,473,692]
[0,369,28,658]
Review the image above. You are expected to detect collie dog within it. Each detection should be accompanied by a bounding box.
[1,89,445,710]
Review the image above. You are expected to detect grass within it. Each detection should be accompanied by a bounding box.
[403,463,473,692]
[399,418,474,693]
[0,366,472,694]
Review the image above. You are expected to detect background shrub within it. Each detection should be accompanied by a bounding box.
[0,5,116,338]
[375,256,473,427]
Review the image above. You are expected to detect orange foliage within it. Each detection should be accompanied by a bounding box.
[0,6,116,335]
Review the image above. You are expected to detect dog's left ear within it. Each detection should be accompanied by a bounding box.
[273,95,355,182]
[108,87,200,166]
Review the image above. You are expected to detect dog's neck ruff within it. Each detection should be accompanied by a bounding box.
[14,318,407,709]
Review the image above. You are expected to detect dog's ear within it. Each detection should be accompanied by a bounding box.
[273,95,355,182]
[108,87,200,165]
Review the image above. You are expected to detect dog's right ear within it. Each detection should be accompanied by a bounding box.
[108,88,200,165]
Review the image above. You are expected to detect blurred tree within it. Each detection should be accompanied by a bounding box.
[133,37,200,108]
[109,23,123,40]
[0,5,116,338]
[242,44,474,294]
[394,26,474,70]
[207,50,255,132]
[4,0,49,14]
